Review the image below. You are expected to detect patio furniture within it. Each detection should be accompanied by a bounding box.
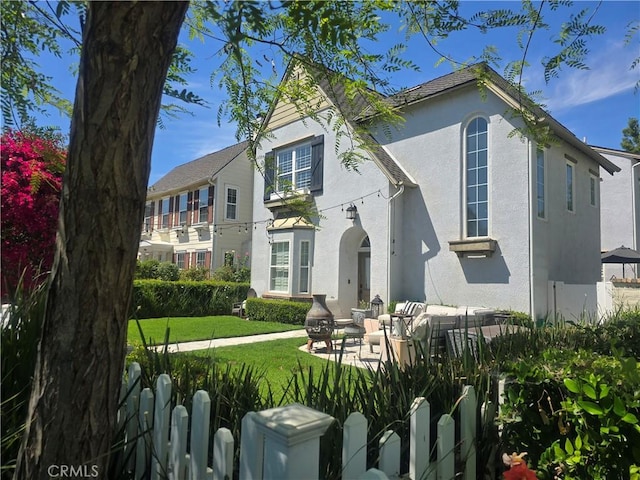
[232,288,257,317]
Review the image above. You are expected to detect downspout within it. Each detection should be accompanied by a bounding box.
[387,182,405,305]
[632,162,640,277]
[527,140,536,321]
[208,176,217,273]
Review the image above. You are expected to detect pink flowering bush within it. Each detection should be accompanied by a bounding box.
[1,129,65,298]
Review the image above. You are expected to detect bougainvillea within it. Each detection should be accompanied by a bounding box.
[1,129,66,298]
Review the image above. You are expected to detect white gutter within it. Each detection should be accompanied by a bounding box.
[387,183,405,304]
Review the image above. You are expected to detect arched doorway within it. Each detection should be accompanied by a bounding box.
[358,236,371,304]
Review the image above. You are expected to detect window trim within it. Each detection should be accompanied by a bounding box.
[225,185,238,221]
[269,241,290,293]
[275,142,312,194]
[298,240,311,294]
[161,197,171,229]
[464,116,489,238]
[196,250,207,268]
[198,186,209,224]
[178,192,188,225]
[566,162,575,213]
[175,251,186,270]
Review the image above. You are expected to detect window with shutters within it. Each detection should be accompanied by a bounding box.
[264,135,324,202]
[197,186,209,223]
[178,193,188,225]
[143,202,153,232]
[160,197,170,229]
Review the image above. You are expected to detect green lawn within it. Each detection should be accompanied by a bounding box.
[193,337,362,399]
[128,316,303,346]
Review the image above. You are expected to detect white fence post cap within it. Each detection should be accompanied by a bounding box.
[252,403,334,446]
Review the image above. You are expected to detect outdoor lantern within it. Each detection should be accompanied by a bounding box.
[346,204,357,220]
[370,294,384,319]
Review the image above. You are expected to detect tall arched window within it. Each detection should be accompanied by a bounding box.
[466,117,488,237]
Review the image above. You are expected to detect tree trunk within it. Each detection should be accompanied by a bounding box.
[14,2,188,478]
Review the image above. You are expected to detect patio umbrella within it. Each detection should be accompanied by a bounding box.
[601,245,640,277]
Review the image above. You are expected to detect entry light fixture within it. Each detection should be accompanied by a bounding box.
[346,204,357,220]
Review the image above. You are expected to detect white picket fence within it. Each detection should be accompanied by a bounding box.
[119,362,488,480]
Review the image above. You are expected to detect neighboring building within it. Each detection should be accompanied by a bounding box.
[591,146,640,280]
[250,63,619,320]
[139,141,253,273]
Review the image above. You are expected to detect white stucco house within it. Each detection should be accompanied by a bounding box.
[592,146,640,280]
[138,141,253,273]
[249,63,619,320]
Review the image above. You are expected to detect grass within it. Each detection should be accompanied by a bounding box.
[128,315,303,346]
[188,337,363,399]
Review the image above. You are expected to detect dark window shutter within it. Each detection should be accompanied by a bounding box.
[207,185,214,224]
[174,195,180,226]
[168,197,174,228]
[263,150,275,201]
[157,200,162,229]
[310,135,324,193]
[205,251,212,272]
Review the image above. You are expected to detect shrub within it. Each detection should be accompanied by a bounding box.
[131,280,249,318]
[1,275,47,476]
[156,262,179,281]
[245,297,310,325]
[135,259,160,279]
[179,266,210,281]
[499,348,640,479]
[1,129,65,298]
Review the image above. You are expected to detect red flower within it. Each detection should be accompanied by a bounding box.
[1,129,66,298]
[503,452,538,480]
[503,463,538,480]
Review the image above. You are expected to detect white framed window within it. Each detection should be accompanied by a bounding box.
[178,193,188,225]
[175,251,186,269]
[196,250,207,268]
[161,197,170,228]
[276,143,312,192]
[465,117,489,237]
[590,174,598,207]
[566,162,575,212]
[225,186,238,220]
[198,187,209,223]
[536,149,546,219]
[299,240,310,294]
[269,241,290,292]
[144,202,153,232]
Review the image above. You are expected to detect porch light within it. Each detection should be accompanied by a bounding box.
[346,204,357,220]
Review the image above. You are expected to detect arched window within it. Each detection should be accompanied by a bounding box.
[466,117,488,237]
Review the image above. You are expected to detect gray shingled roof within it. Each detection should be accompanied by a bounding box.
[149,141,249,196]
[357,63,619,175]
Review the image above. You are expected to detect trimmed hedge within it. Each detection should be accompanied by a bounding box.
[131,280,250,318]
[245,297,311,325]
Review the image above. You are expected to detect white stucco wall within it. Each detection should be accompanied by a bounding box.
[598,152,639,280]
[531,142,603,318]
[251,115,392,317]
[251,81,606,320]
[376,87,532,312]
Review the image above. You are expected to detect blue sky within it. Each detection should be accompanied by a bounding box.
[24,1,640,184]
